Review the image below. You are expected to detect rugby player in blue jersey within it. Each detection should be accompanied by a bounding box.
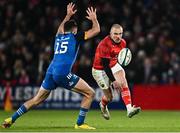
[2,3,100,130]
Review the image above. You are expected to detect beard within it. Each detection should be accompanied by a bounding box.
[114,38,121,43]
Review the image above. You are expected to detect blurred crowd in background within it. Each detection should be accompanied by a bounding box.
[0,0,180,86]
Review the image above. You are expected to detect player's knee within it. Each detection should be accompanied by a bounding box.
[91,89,95,98]
[87,89,95,99]
[120,78,128,88]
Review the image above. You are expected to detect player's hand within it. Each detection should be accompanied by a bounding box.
[67,2,77,17]
[111,81,121,93]
[86,7,97,21]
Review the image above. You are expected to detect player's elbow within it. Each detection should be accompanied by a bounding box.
[94,26,100,35]
[86,26,100,39]
[97,25,101,33]
[91,28,100,37]
[92,25,100,36]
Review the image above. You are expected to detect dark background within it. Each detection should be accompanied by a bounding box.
[0,0,180,87]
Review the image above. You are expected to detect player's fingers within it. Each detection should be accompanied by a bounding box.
[91,7,94,12]
[87,7,91,13]
[68,3,71,8]
[92,7,96,13]
[71,3,75,9]
[86,16,90,20]
[86,9,90,15]
[70,2,73,7]
[72,3,75,9]
[86,7,90,12]
[73,9,77,14]
[94,8,97,13]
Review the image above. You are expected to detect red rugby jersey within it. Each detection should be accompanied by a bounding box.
[93,36,126,70]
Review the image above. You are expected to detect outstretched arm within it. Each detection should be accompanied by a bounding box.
[57,2,77,35]
[85,7,100,40]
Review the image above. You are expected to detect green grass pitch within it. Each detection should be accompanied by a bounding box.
[0,110,180,132]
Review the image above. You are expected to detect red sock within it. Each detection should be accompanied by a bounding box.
[101,95,109,106]
[120,87,132,106]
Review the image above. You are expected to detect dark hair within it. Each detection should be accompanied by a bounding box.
[64,19,77,32]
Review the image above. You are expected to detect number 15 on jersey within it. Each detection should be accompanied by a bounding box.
[55,41,68,54]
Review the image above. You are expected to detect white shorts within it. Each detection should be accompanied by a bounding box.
[92,63,124,90]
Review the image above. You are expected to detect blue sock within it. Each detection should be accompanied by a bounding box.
[12,104,27,123]
[76,107,88,126]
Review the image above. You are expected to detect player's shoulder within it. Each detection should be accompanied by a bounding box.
[121,38,126,44]
[56,33,73,38]
[103,35,111,42]
[99,36,111,45]
[56,33,63,37]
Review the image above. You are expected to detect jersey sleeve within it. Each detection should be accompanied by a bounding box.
[99,40,111,59]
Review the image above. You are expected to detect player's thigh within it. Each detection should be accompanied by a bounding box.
[92,68,112,99]
[53,73,80,90]
[41,73,57,91]
[33,87,50,103]
[92,68,109,90]
[73,78,95,97]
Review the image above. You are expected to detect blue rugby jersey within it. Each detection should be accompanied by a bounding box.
[47,32,85,75]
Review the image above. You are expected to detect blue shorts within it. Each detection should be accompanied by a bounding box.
[41,73,80,90]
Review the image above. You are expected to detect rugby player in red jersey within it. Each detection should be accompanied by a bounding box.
[92,24,141,120]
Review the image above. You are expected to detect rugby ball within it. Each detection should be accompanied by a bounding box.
[118,48,132,66]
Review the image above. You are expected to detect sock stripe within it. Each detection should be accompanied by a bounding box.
[17,110,22,115]
[18,109,22,114]
[79,111,86,116]
[76,108,89,125]
[19,109,23,114]
[80,107,88,112]
[12,104,27,123]
[19,108,23,113]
